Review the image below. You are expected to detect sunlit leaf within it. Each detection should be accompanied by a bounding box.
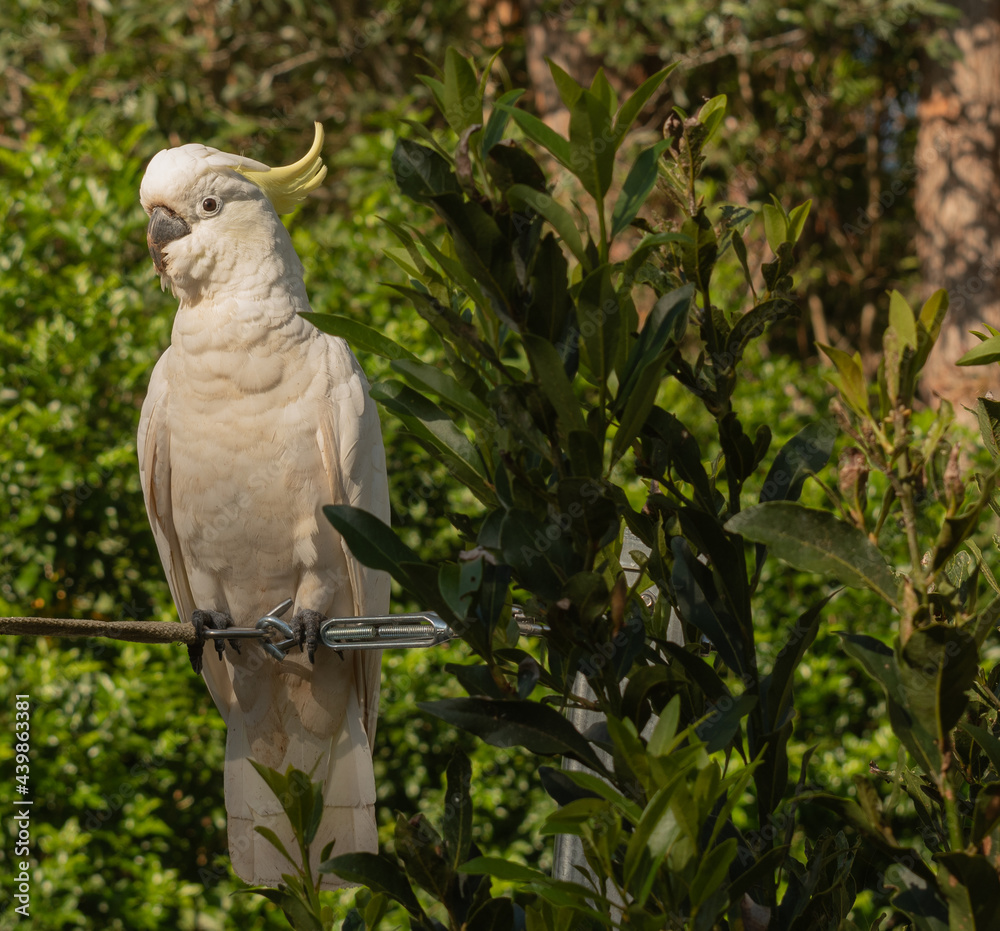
[726,502,898,605]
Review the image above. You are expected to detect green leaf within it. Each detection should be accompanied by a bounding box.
[499,507,579,600]
[461,858,617,921]
[289,768,324,846]
[399,116,455,161]
[248,761,288,812]
[369,379,490,493]
[507,184,588,267]
[957,334,1000,366]
[392,139,461,202]
[623,777,683,906]
[417,74,447,113]
[569,429,603,479]
[614,65,676,144]
[697,94,727,144]
[558,770,643,825]
[301,313,419,363]
[899,624,977,742]
[590,68,618,115]
[391,358,492,426]
[817,343,870,416]
[577,263,619,386]
[883,291,919,406]
[888,290,918,349]
[408,227,492,320]
[977,397,1000,463]
[786,200,812,243]
[247,764,323,855]
[647,694,682,757]
[460,856,551,883]
[381,217,434,276]
[539,797,612,835]
[610,140,670,239]
[394,812,450,901]
[913,289,948,372]
[523,333,588,445]
[726,502,898,605]
[417,697,610,774]
[762,203,787,254]
[680,211,718,297]
[840,633,942,774]
[643,407,714,508]
[438,561,476,620]
[960,722,1000,775]
[500,104,573,167]
[323,504,440,609]
[443,749,473,869]
[689,838,738,908]
[443,47,481,135]
[320,852,424,918]
[482,88,526,155]
[568,89,615,201]
[731,229,753,288]
[759,420,836,504]
[671,537,749,679]
[616,284,692,401]
[486,140,548,194]
[760,596,829,734]
[611,354,668,466]
[936,852,1000,930]
[726,299,798,371]
[970,782,1000,844]
[547,58,583,109]
[696,691,757,754]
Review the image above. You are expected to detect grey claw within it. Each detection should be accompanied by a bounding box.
[191,609,236,669]
[289,610,324,664]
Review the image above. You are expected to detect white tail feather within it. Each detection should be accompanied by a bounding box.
[220,652,378,888]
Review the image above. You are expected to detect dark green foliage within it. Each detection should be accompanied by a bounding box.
[290,48,1000,930]
[306,50,855,927]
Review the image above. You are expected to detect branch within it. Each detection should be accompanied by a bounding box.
[0,616,198,645]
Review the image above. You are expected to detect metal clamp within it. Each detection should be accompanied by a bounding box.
[201,598,297,660]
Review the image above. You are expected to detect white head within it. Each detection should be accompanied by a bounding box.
[139,124,326,302]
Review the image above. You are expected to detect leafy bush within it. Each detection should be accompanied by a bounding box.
[228,49,1000,930]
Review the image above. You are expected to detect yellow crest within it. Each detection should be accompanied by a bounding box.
[236,123,327,214]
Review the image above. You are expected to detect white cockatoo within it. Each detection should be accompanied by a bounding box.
[136,124,389,888]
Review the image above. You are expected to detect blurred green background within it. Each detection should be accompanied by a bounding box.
[0,0,967,926]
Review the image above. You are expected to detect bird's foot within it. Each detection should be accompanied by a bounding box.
[288,609,325,663]
[189,608,238,673]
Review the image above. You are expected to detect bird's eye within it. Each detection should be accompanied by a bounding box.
[201,197,221,215]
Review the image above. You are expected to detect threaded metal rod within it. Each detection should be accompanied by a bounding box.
[324,622,442,642]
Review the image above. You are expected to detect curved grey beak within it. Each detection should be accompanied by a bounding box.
[147,206,191,276]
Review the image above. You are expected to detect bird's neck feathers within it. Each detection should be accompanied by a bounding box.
[169,215,307,309]
[167,221,319,386]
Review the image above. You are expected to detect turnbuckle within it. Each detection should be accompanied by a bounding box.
[320,613,455,651]
[201,599,547,661]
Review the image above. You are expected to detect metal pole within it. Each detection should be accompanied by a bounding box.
[551,528,684,910]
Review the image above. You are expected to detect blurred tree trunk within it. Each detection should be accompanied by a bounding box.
[916,0,1000,409]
